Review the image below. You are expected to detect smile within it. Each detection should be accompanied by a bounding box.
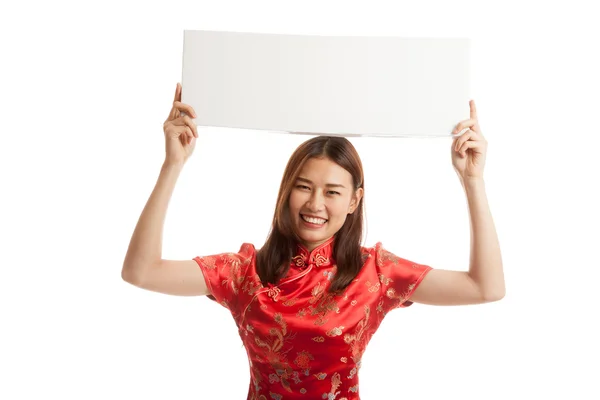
[301,214,328,225]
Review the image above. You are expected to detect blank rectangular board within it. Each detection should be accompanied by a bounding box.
[181,30,471,137]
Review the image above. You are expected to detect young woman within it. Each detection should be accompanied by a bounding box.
[122,83,505,399]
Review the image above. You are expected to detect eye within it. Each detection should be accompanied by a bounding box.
[327,191,341,196]
[296,185,310,190]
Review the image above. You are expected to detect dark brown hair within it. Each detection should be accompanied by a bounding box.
[256,136,365,293]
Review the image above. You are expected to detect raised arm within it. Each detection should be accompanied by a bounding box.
[410,178,505,305]
[121,83,207,296]
[409,100,505,306]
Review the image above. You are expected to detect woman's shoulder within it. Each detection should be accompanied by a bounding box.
[237,242,257,254]
[195,243,258,267]
[360,241,385,252]
[359,241,387,256]
[359,241,408,266]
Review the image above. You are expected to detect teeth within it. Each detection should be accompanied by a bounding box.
[302,215,327,225]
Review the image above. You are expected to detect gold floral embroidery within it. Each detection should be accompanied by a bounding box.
[294,350,314,370]
[220,254,248,295]
[252,313,298,393]
[322,372,343,399]
[378,273,393,286]
[310,281,325,299]
[350,300,357,306]
[308,282,340,324]
[376,245,401,267]
[348,366,358,379]
[376,298,384,314]
[340,357,348,363]
[326,326,345,337]
[344,305,371,366]
[314,372,327,380]
[312,336,325,342]
[365,280,380,293]
[242,278,263,297]
[200,249,254,302]
[386,283,415,306]
[282,298,298,306]
[295,281,341,325]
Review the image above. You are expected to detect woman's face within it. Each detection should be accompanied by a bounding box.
[288,157,363,251]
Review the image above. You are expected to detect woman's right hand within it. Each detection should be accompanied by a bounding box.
[163,83,198,165]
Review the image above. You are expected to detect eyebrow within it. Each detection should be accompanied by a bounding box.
[296,177,346,189]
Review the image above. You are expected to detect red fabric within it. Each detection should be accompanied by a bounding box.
[194,237,432,400]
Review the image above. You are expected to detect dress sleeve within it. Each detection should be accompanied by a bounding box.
[193,243,256,315]
[373,242,432,312]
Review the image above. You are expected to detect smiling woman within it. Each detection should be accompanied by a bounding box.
[121,83,505,400]
[257,137,365,293]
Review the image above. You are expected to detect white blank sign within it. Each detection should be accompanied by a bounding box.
[182,30,470,137]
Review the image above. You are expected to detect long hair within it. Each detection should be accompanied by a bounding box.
[256,136,365,293]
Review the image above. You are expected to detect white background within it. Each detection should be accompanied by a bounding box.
[1,1,599,399]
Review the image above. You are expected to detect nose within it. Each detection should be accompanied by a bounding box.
[305,190,325,212]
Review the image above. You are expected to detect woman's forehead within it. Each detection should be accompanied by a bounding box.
[297,158,352,185]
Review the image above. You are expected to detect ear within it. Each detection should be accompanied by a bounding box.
[348,188,364,214]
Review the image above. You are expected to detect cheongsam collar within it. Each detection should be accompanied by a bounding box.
[292,236,335,269]
[245,236,335,307]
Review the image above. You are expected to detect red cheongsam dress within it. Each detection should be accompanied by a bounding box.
[193,236,432,400]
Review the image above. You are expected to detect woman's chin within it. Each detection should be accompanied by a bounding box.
[297,232,330,247]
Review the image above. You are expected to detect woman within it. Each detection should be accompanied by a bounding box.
[122,83,505,399]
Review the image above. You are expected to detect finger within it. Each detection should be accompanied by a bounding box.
[174,126,194,145]
[185,115,198,138]
[172,101,197,118]
[179,130,191,147]
[185,126,193,144]
[454,130,468,152]
[174,83,181,103]
[454,129,474,152]
[470,100,478,120]
[165,124,179,139]
[453,119,478,135]
[172,115,198,137]
[167,124,194,142]
[458,139,485,157]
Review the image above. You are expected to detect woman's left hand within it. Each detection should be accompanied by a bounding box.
[451,100,487,181]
